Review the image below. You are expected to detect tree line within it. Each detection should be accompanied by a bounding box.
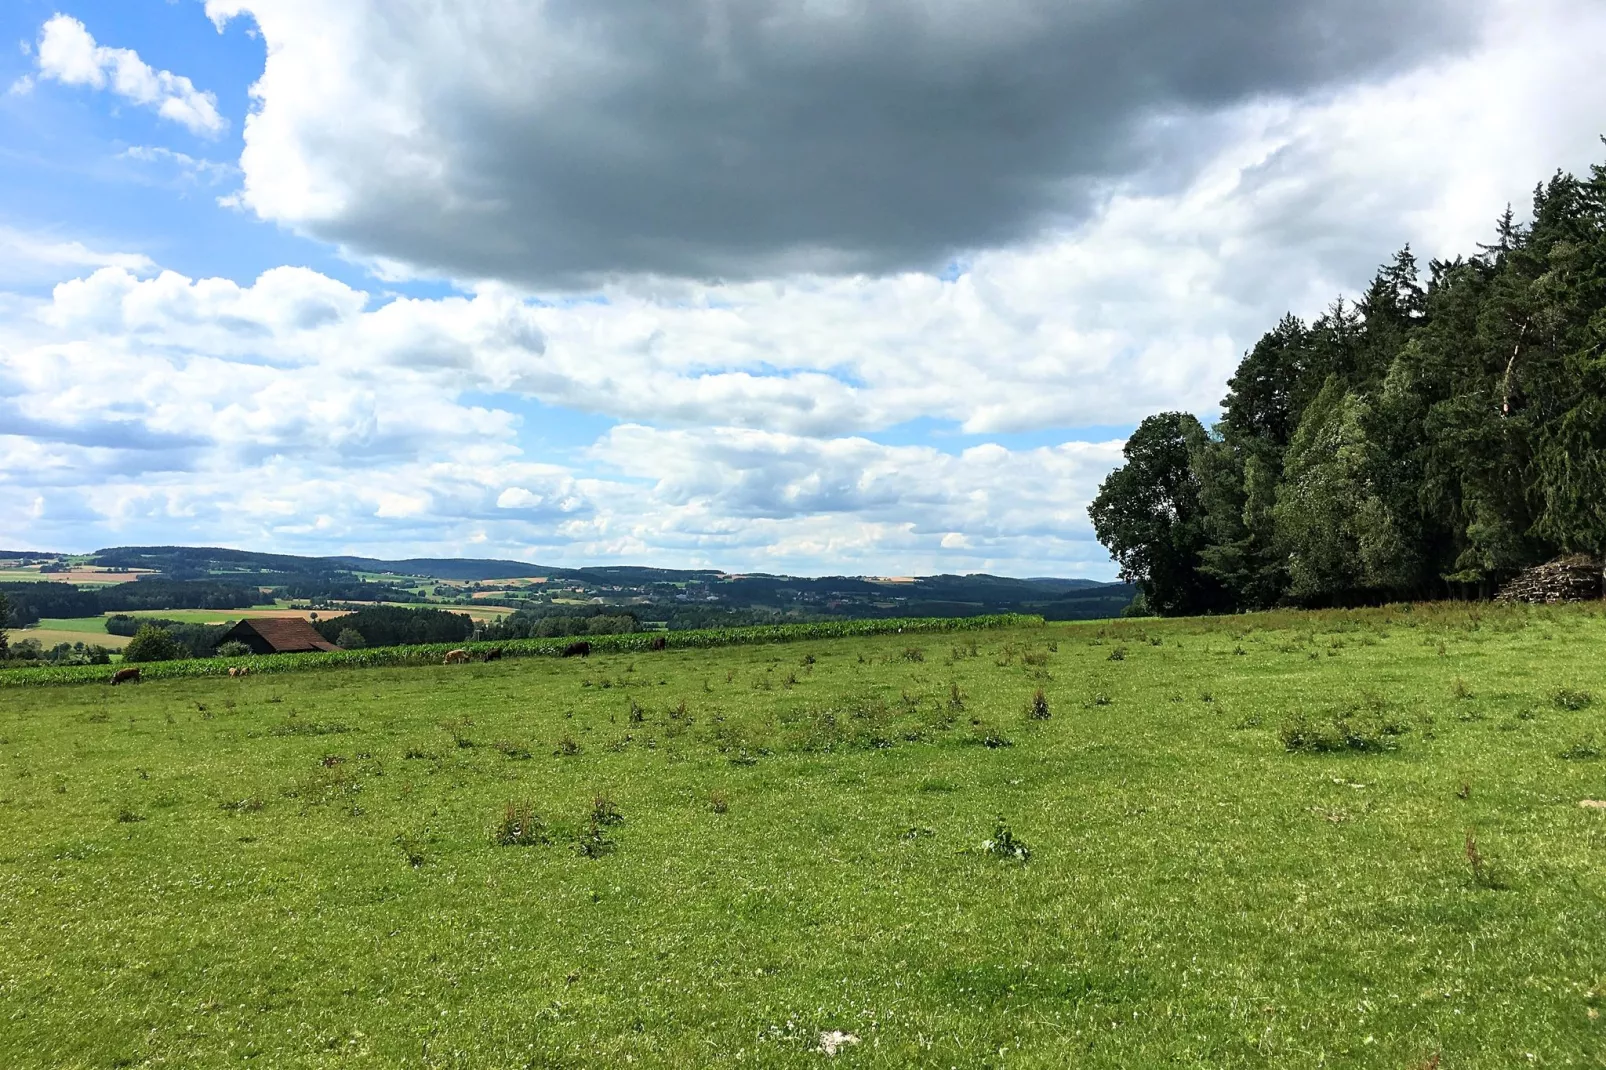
[1092,150,1606,615]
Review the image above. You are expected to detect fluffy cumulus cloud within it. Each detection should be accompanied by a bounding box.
[28,15,226,136]
[206,0,1480,285]
[6,0,1606,576]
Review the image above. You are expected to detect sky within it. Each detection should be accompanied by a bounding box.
[2,0,1604,578]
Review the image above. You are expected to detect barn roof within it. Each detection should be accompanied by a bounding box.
[220,617,342,653]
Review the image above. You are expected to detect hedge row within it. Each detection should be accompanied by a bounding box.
[0,614,1043,687]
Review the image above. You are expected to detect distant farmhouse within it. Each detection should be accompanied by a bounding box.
[218,618,341,655]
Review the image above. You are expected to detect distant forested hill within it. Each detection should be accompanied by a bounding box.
[1093,151,1606,615]
[47,546,1134,622]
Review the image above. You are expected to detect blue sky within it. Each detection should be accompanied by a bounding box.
[2,0,1603,576]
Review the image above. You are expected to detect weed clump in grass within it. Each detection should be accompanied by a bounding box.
[396,832,429,867]
[575,814,615,858]
[981,816,1031,863]
[1108,646,1127,662]
[554,734,581,757]
[901,647,925,663]
[1279,704,1407,754]
[1450,677,1473,700]
[493,740,532,760]
[947,682,966,712]
[493,803,547,847]
[116,807,145,824]
[1559,735,1602,761]
[1028,688,1051,720]
[1552,688,1593,711]
[708,791,729,814]
[972,725,1013,749]
[590,794,623,827]
[1465,830,1502,889]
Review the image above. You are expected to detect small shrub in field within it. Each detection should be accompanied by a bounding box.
[1559,735,1602,761]
[1107,646,1127,662]
[629,699,646,723]
[1022,650,1048,667]
[1552,688,1593,711]
[116,807,145,823]
[1028,688,1050,720]
[403,747,438,760]
[554,734,581,757]
[591,794,623,827]
[981,817,1031,863]
[1451,677,1473,700]
[708,791,729,814]
[902,647,925,663]
[1089,692,1112,708]
[216,640,252,658]
[947,682,966,712]
[494,803,547,847]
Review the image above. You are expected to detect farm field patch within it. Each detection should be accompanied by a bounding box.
[10,624,131,649]
[0,566,153,585]
[2,605,1604,1067]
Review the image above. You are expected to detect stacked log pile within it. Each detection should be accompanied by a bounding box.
[1494,555,1604,604]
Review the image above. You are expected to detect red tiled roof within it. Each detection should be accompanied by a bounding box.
[222,617,341,653]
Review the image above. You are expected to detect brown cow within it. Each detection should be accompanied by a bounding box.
[481,647,503,662]
[561,641,591,658]
[443,648,471,664]
[111,667,141,686]
[649,635,667,651]
[228,666,250,677]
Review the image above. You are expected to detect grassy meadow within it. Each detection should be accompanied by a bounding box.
[1,603,1603,1067]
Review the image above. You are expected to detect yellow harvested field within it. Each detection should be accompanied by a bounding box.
[0,567,155,585]
[11,628,132,650]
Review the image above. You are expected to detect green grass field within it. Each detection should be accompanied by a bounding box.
[15,620,131,649]
[2,604,1604,1067]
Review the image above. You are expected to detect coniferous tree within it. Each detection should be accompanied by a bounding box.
[1091,149,1606,613]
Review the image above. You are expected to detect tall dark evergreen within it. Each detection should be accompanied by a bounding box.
[1093,149,1606,614]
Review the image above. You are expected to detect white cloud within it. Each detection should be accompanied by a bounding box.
[32,15,226,136]
[2,0,1605,577]
[120,145,238,186]
[0,227,156,287]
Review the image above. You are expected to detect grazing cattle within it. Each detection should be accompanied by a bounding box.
[110,667,141,686]
[228,666,250,677]
[482,648,503,662]
[561,641,591,658]
[443,649,471,664]
[650,636,667,651]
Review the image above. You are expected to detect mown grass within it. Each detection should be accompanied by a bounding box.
[1,602,1604,1067]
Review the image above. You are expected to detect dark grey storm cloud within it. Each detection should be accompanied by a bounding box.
[238,0,1485,285]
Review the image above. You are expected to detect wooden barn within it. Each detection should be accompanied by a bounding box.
[218,617,342,655]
